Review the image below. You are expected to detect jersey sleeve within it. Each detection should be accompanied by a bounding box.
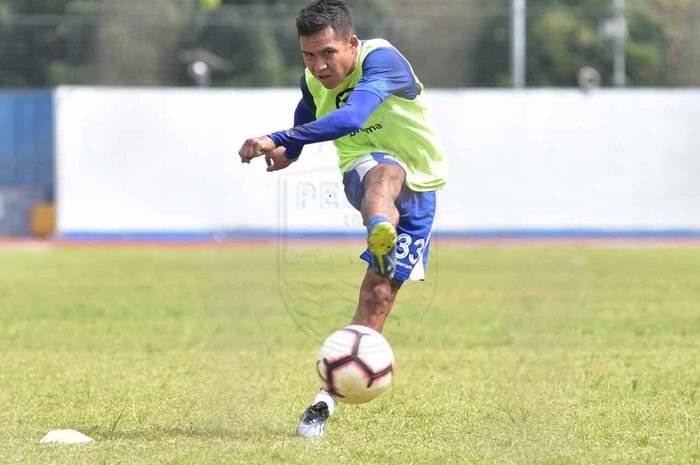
[283,76,318,159]
[353,47,421,101]
[269,90,382,152]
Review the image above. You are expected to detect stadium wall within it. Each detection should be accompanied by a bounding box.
[54,86,700,239]
[0,91,54,235]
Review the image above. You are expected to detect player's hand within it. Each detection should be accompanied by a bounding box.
[265,147,297,172]
[238,135,277,164]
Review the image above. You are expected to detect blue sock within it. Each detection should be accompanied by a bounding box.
[367,215,391,233]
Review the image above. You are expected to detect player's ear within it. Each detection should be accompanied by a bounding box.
[349,35,359,49]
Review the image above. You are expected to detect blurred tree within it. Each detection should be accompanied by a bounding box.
[199,0,221,10]
[0,0,101,86]
[185,0,389,87]
[187,12,288,87]
[0,3,60,86]
[96,0,195,86]
[473,0,674,87]
[382,0,488,87]
[527,4,612,86]
[625,6,670,85]
[648,0,700,85]
[0,0,390,88]
[6,0,93,14]
[2,0,695,88]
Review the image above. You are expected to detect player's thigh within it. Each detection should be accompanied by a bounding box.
[362,163,405,198]
[342,153,405,211]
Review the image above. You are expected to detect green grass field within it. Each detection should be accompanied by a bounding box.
[1,244,699,464]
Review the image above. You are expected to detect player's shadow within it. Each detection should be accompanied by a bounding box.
[96,425,288,441]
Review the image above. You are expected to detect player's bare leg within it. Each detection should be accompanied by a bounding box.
[351,270,401,333]
[298,165,405,438]
[361,164,404,226]
[298,271,400,438]
[361,164,404,278]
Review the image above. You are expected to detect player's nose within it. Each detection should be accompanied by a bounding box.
[314,60,328,72]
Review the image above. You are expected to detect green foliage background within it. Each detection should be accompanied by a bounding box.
[0,0,699,87]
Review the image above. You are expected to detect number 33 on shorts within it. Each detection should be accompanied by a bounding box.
[395,234,426,265]
[390,229,432,282]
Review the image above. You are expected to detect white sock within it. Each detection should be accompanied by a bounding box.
[312,388,337,416]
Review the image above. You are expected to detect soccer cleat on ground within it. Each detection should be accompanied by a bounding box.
[368,221,397,279]
[296,401,330,439]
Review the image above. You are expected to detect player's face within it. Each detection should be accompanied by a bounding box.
[300,26,359,89]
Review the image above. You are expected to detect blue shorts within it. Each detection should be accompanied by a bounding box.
[342,153,437,285]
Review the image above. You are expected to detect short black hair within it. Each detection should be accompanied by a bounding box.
[296,0,354,39]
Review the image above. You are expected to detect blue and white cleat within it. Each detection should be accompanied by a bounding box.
[296,401,330,439]
[368,221,397,279]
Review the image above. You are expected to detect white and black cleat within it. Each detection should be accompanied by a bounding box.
[296,401,330,439]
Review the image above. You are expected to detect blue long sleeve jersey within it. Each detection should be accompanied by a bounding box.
[269,46,421,159]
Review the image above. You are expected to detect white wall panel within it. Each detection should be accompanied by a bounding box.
[55,87,700,235]
[427,89,700,230]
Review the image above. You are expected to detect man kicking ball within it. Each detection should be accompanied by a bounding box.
[238,0,448,438]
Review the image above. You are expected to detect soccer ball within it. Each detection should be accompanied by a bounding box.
[316,324,394,404]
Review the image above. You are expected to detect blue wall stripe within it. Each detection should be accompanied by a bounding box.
[58,229,700,241]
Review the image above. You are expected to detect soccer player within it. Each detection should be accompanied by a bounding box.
[238,0,447,438]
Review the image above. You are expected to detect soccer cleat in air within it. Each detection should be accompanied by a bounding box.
[368,221,397,279]
[296,401,330,439]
